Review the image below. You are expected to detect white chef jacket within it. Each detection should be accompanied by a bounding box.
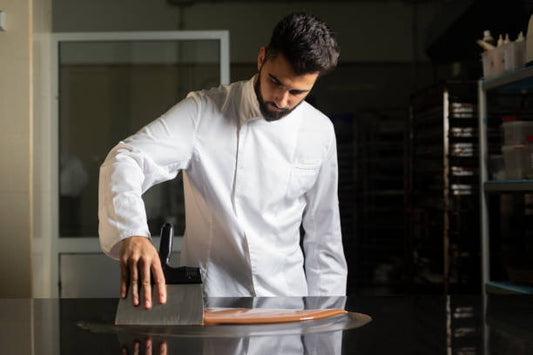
[99,76,347,297]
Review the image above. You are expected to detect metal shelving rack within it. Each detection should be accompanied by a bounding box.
[479,66,533,295]
[409,82,480,294]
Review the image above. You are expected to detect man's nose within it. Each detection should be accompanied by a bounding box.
[275,89,290,109]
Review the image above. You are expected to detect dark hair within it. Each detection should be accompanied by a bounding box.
[266,12,339,75]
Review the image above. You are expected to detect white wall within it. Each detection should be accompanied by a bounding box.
[33,0,54,298]
[0,0,33,298]
[0,0,54,299]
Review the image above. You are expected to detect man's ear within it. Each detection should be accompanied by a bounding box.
[257,46,266,71]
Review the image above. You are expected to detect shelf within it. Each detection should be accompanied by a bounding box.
[481,67,533,297]
[486,281,533,294]
[484,180,533,192]
[482,66,533,91]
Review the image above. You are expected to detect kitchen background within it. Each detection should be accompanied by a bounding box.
[1,0,531,298]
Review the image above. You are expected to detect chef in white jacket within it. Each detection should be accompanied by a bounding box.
[99,12,347,309]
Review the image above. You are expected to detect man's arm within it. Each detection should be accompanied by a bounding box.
[99,96,199,308]
[301,130,347,296]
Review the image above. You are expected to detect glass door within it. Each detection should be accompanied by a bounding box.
[42,31,229,297]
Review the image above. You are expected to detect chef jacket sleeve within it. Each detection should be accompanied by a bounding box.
[301,131,348,296]
[98,95,200,259]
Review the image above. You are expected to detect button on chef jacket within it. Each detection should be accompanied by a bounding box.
[99,76,347,297]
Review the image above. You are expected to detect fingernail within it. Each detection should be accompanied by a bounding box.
[145,300,151,308]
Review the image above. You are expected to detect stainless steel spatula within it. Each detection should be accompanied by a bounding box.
[115,223,204,325]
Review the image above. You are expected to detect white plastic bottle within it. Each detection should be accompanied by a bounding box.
[483,30,496,46]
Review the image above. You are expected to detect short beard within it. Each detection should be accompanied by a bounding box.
[254,71,299,122]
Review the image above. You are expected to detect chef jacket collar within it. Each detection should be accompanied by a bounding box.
[239,75,262,127]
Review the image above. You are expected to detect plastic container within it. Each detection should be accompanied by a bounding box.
[482,46,506,78]
[502,117,533,145]
[526,135,533,179]
[504,40,526,72]
[502,144,527,179]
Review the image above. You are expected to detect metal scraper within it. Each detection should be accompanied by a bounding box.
[115,223,204,325]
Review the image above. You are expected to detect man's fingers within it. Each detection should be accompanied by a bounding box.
[159,341,167,355]
[141,257,152,309]
[133,340,140,355]
[129,258,140,306]
[120,260,128,299]
[145,337,152,355]
[151,261,167,304]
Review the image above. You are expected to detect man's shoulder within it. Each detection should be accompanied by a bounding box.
[298,101,335,133]
[189,80,245,103]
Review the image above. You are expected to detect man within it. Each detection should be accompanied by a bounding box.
[99,12,347,310]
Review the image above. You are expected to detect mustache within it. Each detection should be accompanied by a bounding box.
[266,102,288,111]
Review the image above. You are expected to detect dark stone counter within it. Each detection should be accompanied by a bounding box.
[2,294,533,354]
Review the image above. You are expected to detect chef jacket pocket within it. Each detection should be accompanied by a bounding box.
[287,162,321,199]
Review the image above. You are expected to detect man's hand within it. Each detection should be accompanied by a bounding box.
[120,236,167,309]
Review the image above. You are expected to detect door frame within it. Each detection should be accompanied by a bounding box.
[35,31,229,298]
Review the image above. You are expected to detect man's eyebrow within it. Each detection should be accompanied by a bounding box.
[268,73,282,85]
[268,73,310,93]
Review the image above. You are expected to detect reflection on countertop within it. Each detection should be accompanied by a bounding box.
[2,294,533,354]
